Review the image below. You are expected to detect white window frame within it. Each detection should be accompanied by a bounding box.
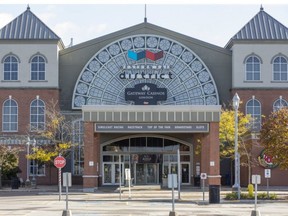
[30,55,46,81]
[245,55,261,81]
[272,56,288,81]
[30,99,45,131]
[246,98,261,131]
[3,55,19,81]
[2,98,18,132]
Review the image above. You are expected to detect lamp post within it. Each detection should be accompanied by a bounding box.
[26,138,31,185]
[232,93,241,199]
[32,139,36,188]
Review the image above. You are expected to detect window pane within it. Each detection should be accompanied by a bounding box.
[39,72,45,80]
[246,73,252,80]
[254,64,260,71]
[254,73,260,80]
[274,73,280,80]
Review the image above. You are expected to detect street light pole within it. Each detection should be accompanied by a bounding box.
[31,139,37,189]
[232,93,241,199]
[26,138,31,185]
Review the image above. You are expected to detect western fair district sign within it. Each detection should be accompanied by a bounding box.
[95,123,209,133]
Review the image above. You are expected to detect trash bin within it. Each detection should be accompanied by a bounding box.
[209,185,220,203]
[11,177,19,189]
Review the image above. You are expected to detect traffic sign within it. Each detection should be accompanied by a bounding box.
[264,169,271,178]
[200,173,207,180]
[252,175,261,184]
[54,156,66,169]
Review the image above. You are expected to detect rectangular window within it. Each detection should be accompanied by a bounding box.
[30,161,45,176]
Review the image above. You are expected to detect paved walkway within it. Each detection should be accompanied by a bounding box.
[0,185,287,216]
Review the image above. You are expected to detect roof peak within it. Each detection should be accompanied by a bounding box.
[0,7,60,40]
[226,8,288,47]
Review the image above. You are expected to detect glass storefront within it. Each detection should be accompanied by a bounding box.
[102,137,192,185]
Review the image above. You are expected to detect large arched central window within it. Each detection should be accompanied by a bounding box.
[72,35,219,108]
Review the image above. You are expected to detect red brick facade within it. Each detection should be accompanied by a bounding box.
[231,89,288,186]
[0,89,59,133]
[0,89,60,185]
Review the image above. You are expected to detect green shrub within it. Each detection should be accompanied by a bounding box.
[257,192,268,199]
[224,192,277,200]
[269,193,277,200]
[225,192,237,200]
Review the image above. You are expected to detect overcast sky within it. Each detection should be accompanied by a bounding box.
[0,1,288,47]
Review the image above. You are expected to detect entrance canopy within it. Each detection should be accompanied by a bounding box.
[82,105,221,133]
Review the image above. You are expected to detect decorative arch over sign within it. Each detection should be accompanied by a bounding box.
[72,35,219,109]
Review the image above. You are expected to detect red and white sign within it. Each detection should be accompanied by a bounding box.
[54,156,66,169]
[200,173,207,180]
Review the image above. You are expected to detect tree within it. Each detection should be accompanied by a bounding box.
[219,108,258,184]
[260,108,288,169]
[0,145,20,188]
[27,100,72,183]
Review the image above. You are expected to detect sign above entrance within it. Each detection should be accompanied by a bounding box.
[95,123,209,133]
[125,83,167,105]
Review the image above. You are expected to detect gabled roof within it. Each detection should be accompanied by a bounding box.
[225,6,288,48]
[0,6,60,40]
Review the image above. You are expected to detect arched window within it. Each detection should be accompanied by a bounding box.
[4,56,18,80]
[2,98,18,131]
[273,56,288,81]
[245,56,261,81]
[30,99,45,131]
[246,98,261,131]
[72,119,84,175]
[31,55,46,80]
[273,97,288,112]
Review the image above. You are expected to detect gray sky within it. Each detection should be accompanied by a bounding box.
[0,2,288,47]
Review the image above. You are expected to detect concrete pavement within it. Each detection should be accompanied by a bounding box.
[0,185,287,216]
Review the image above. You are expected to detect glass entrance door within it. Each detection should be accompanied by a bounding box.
[103,162,124,185]
[163,162,190,184]
[181,163,190,184]
[134,163,159,185]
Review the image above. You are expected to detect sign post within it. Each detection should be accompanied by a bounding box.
[200,173,207,201]
[54,155,66,201]
[251,175,261,216]
[62,172,72,216]
[125,168,131,199]
[168,174,177,216]
[264,169,271,198]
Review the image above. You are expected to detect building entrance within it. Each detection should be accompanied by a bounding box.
[101,136,193,186]
[134,163,159,185]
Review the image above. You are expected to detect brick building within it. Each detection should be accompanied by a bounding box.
[0,6,288,192]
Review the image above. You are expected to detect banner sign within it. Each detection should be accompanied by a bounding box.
[95,123,209,133]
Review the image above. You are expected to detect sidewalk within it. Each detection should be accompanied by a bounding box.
[0,185,288,216]
[1,184,288,201]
